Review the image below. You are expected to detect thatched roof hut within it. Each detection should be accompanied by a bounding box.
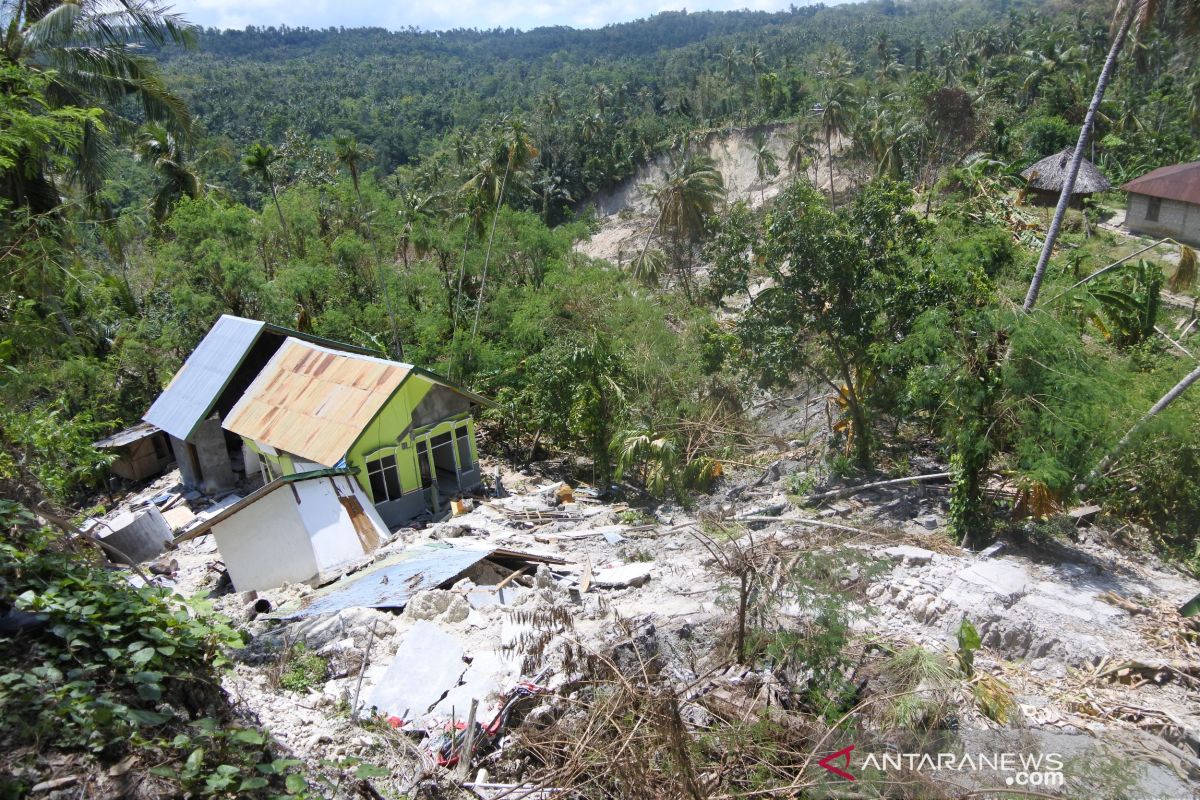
[1020,147,1111,207]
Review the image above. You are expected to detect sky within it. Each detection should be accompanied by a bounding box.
[171,0,801,34]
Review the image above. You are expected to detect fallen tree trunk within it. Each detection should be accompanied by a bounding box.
[1086,362,1200,484]
[798,472,951,505]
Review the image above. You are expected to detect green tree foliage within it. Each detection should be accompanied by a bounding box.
[0,503,320,797]
[1,0,194,211]
[709,180,928,469]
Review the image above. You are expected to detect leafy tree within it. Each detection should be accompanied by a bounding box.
[0,0,194,211]
[710,181,928,469]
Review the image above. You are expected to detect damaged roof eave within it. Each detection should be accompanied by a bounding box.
[403,367,496,409]
[174,467,357,543]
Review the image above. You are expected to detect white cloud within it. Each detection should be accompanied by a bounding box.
[171,0,801,32]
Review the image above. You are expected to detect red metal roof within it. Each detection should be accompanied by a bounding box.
[1120,161,1200,205]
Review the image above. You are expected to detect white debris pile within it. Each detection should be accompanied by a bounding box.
[863,540,1198,669]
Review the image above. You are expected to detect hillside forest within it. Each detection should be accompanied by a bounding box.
[2,0,1200,792]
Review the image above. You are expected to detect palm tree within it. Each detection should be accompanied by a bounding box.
[1087,362,1200,483]
[913,41,928,71]
[786,120,822,185]
[535,172,573,223]
[1023,0,1200,312]
[747,45,766,78]
[719,46,741,82]
[1,0,195,213]
[242,142,290,256]
[638,148,725,301]
[819,84,853,207]
[750,131,779,204]
[471,117,538,338]
[133,123,200,223]
[1019,37,1085,104]
[333,135,373,202]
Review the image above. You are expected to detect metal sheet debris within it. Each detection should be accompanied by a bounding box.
[93,421,163,450]
[275,543,492,619]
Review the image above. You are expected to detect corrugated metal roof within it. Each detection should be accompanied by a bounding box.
[277,543,491,619]
[144,316,265,441]
[93,421,162,450]
[143,315,381,442]
[1121,161,1200,206]
[272,543,566,619]
[223,338,411,467]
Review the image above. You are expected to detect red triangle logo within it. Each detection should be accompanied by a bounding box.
[818,745,856,781]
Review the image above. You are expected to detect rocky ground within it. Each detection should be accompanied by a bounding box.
[116,447,1200,799]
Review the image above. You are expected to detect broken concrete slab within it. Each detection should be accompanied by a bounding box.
[367,621,466,722]
[951,560,1030,603]
[1068,505,1102,526]
[882,545,936,566]
[591,562,654,589]
[95,506,173,564]
[430,648,520,721]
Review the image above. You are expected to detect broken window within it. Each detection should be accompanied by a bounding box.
[1146,196,1161,222]
[415,439,432,487]
[456,423,473,470]
[366,453,402,502]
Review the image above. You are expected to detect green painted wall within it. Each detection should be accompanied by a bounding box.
[235,374,480,511]
[346,376,427,497]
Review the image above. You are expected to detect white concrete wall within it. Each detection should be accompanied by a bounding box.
[1125,194,1200,245]
[212,489,317,592]
[298,475,388,580]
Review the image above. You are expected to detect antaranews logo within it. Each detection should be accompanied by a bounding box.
[818,745,1066,788]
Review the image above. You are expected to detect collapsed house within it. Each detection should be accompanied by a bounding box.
[93,421,173,482]
[142,315,377,495]
[143,315,487,527]
[180,469,389,592]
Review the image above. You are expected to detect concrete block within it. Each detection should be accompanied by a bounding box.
[367,621,466,722]
[592,562,654,589]
[882,545,936,566]
[98,506,173,564]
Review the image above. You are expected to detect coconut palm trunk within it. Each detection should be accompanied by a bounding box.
[471,159,510,339]
[1087,362,1200,483]
[1022,1,1138,312]
[826,132,836,208]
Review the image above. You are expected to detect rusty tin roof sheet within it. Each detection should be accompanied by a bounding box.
[222,338,411,467]
[143,315,377,442]
[1121,161,1200,206]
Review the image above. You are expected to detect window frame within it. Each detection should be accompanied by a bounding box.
[364,450,403,503]
[1146,196,1162,222]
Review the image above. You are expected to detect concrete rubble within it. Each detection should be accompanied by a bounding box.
[99,458,1200,798]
